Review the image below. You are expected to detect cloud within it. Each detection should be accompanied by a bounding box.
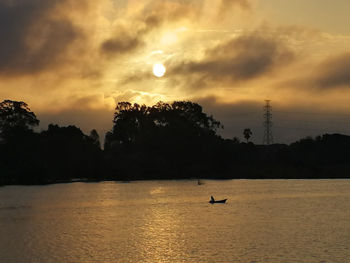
[169,31,294,89]
[100,29,144,56]
[99,15,157,57]
[117,25,298,92]
[314,52,350,89]
[141,0,202,23]
[112,89,167,105]
[191,95,350,144]
[0,0,84,76]
[219,0,250,13]
[38,107,113,140]
[280,51,350,92]
[36,90,165,139]
[100,0,199,57]
[188,95,284,143]
[36,93,115,138]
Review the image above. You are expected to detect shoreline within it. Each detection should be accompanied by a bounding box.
[2,176,350,187]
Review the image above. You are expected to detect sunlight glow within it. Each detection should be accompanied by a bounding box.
[161,32,178,45]
[151,50,164,55]
[153,63,166,78]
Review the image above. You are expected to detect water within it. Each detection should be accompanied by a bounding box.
[1,180,350,263]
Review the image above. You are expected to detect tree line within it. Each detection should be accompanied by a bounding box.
[1,99,350,185]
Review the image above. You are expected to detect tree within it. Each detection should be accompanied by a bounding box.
[0,100,39,140]
[89,129,100,148]
[104,100,223,149]
[243,128,252,143]
[168,101,222,135]
[232,136,240,144]
[40,124,102,180]
[109,102,150,145]
[151,101,222,139]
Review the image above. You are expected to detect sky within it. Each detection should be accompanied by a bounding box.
[1,0,350,144]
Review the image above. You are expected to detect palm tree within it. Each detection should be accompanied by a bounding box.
[243,128,252,143]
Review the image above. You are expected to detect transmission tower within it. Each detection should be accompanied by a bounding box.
[263,100,273,145]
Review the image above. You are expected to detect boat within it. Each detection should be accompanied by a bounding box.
[209,196,227,204]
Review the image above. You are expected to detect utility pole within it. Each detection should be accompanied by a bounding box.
[263,100,273,145]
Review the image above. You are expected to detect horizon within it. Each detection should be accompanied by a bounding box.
[25,98,350,146]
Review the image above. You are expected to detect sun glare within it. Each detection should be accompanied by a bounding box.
[161,32,178,45]
[153,63,166,77]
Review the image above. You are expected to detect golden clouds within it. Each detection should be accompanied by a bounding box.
[1,0,350,142]
[99,0,202,57]
[170,31,294,88]
[0,0,251,79]
[219,0,250,14]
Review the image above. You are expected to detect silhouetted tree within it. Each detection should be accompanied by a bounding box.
[105,100,222,149]
[153,101,222,137]
[89,129,100,148]
[103,100,223,179]
[243,128,252,143]
[232,136,240,143]
[0,100,39,141]
[40,124,102,181]
[0,100,41,184]
[4,96,350,185]
[107,102,150,146]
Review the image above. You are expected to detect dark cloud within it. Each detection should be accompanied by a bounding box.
[99,24,149,57]
[169,32,294,89]
[281,52,350,92]
[99,14,159,57]
[0,0,82,76]
[100,30,143,56]
[314,53,350,89]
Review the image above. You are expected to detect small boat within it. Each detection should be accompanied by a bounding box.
[209,196,227,204]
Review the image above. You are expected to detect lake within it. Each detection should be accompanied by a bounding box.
[1,180,350,263]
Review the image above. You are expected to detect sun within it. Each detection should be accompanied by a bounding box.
[153,63,166,77]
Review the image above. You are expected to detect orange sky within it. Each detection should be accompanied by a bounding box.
[1,0,350,143]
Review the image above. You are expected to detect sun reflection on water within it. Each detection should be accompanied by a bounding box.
[1,180,350,262]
